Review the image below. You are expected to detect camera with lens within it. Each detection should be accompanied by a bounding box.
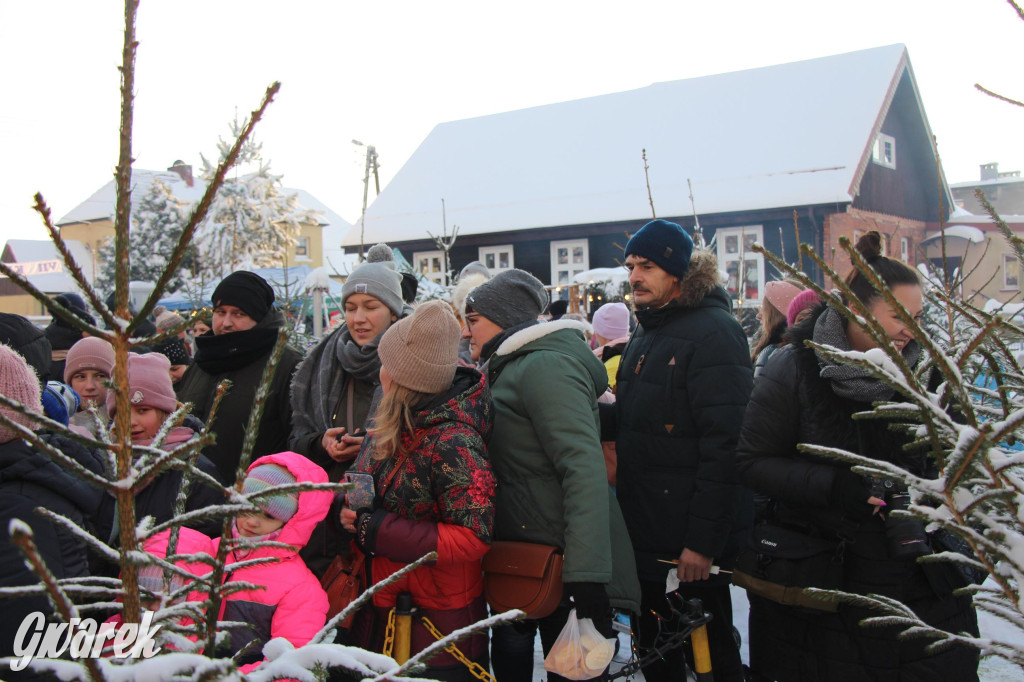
[868,478,930,559]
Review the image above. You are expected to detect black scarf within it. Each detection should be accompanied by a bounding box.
[193,309,283,373]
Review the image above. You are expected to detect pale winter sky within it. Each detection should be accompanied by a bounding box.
[1,0,1023,247]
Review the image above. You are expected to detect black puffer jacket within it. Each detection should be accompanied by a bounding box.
[0,436,104,667]
[615,251,754,580]
[735,307,979,681]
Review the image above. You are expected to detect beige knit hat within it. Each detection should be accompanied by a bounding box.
[378,300,460,394]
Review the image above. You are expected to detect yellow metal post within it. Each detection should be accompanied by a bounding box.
[393,592,414,665]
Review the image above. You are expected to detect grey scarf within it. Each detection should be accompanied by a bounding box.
[813,306,921,403]
[290,304,413,436]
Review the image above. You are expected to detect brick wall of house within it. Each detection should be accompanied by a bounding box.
[823,209,927,284]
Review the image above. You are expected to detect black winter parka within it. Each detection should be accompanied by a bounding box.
[615,252,754,580]
[735,307,979,681]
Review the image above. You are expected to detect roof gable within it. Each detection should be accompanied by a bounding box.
[346,44,919,246]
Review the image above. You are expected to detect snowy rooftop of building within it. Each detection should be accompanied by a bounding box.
[345,44,921,247]
[56,169,351,233]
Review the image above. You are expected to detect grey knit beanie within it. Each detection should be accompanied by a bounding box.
[465,269,547,330]
[342,246,405,318]
[378,301,460,394]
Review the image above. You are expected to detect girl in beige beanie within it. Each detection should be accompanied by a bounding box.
[339,300,496,678]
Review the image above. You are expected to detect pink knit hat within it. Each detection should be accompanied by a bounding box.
[763,281,803,318]
[787,288,822,327]
[378,300,460,394]
[106,353,178,417]
[63,336,115,384]
[0,344,42,443]
[592,302,630,341]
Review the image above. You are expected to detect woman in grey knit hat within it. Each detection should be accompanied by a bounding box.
[289,243,411,575]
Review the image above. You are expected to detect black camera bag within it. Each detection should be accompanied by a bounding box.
[733,522,846,612]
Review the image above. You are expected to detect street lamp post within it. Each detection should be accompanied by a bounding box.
[352,139,380,261]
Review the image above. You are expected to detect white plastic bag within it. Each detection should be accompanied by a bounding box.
[544,609,617,680]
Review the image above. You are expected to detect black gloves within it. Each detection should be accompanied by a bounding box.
[565,582,611,621]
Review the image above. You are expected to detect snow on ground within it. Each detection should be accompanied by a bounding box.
[528,586,1020,680]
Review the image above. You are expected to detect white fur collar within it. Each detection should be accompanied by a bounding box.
[495,319,587,356]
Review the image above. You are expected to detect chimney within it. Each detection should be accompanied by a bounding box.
[980,162,999,181]
[167,160,194,187]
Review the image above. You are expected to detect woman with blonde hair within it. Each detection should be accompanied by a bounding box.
[340,300,495,681]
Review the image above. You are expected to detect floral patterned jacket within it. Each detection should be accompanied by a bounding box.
[349,366,495,612]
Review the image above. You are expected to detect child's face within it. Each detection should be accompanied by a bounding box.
[70,369,109,406]
[237,511,285,538]
[130,406,168,441]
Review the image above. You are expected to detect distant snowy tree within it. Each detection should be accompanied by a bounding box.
[96,178,192,296]
[193,117,317,282]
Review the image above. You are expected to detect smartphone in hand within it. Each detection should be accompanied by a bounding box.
[344,471,375,510]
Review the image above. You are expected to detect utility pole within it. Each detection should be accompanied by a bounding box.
[353,140,380,261]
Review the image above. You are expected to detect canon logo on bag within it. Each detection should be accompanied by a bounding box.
[760,539,778,548]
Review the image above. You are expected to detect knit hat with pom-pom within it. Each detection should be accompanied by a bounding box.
[41,381,80,426]
[342,243,404,318]
[0,344,42,443]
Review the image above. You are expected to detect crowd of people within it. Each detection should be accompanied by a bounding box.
[0,220,982,681]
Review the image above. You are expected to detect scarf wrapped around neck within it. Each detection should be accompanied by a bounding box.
[290,306,412,437]
[813,305,921,403]
[192,308,283,373]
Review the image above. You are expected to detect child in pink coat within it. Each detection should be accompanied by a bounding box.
[218,452,333,672]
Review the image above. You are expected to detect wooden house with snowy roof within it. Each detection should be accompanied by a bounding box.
[343,44,952,307]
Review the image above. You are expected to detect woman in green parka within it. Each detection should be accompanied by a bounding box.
[461,268,640,682]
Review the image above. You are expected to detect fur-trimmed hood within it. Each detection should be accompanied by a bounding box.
[674,250,724,309]
[494,319,588,356]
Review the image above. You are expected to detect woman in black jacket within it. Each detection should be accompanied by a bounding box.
[736,232,979,681]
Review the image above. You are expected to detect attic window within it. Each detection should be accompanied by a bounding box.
[872,133,896,169]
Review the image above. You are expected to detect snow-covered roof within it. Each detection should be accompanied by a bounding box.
[951,175,1024,189]
[922,225,987,244]
[57,169,352,233]
[344,44,921,247]
[2,239,94,293]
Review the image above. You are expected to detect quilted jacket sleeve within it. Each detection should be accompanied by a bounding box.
[736,347,839,508]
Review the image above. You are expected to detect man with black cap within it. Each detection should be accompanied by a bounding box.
[177,270,302,483]
[613,219,753,681]
[462,269,639,681]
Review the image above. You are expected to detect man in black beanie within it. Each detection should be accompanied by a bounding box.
[462,269,640,679]
[177,271,302,483]
[613,219,753,682]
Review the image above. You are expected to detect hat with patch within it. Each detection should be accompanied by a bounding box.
[342,244,405,318]
[243,462,299,522]
[624,219,694,280]
[106,353,177,417]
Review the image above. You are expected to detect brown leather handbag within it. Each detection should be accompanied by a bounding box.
[321,542,367,629]
[483,541,564,619]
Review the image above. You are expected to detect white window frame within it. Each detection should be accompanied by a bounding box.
[901,237,910,262]
[550,239,589,298]
[479,244,514,275]
[294,236,310,259]
[1004,253,1020,290]
[872,133,896,169]
[716,225,765,304]
[413,249,446,285]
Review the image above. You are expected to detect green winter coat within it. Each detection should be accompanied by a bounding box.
[486,320,641,615]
